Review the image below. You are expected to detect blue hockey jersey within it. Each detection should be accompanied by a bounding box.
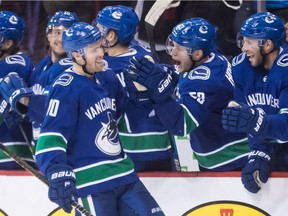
[153,52,250,171]
[105,45,173,164]
[29,55,73,142]
[232,46,288,164]
[35,68,139,197]
[0,53,35,169]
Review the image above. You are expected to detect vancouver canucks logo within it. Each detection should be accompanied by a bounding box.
[9,15,18,24]
[112,11,122,19]
[95,112,121,155]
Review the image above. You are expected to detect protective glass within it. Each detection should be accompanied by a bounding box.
[236,32,244,49]
[0,34,6,46]
[47,26,66,37]
[165,35,190,56]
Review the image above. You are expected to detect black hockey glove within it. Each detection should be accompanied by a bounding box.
[123,68,150,104]
[128,56,176,103]
[0,72,33,114]
[0,93,10,124]
[47,164,78,213]
[4,110,23,129]
[241,150,271,193]
[222,103,269,137]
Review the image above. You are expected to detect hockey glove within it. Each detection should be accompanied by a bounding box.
[0,72,33,114]
[123,68,150,104]
[241,150,271,193]
[47,164,78,213]
[222,103,269,137]
[4,110,23,129]
[128,56,175,103]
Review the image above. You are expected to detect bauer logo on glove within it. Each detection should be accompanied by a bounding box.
[158,73,172,93]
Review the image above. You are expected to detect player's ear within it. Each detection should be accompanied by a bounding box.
[264,39,274,52]
[72,51,84,64]
[106,29,117,44]
[193,49,204,61]
[2,39,14,50]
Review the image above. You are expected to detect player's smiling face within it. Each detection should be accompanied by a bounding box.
[170,42,191,73]
[84,39,105,73]
[241,37,263,67]
[47,26,66,56]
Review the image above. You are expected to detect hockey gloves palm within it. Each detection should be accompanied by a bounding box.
[0,72,33,114]
[128,56,175,103]
[123,68,150,104]
[241,150,271,193]
[47,164,78,213]
[222,103,269,137]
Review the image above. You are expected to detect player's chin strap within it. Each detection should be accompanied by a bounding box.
[188,52,210,71]
[259,46,280,72]
[74,55,94,77]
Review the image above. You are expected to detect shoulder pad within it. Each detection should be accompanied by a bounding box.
[5,54,26,66]
[188,66,210,80]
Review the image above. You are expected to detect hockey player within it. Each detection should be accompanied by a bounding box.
[94,5,175,171]
[1,22,165,215]
[126,18,251,171]
[221,12,288,193]
[0,11,35,169]
[27,10,78,147]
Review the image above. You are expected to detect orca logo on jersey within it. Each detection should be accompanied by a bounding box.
[95,112,121,156]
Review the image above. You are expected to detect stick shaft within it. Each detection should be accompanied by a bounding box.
[0,142,93,216]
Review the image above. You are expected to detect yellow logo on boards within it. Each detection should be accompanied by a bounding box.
[182,201,270,216]
[48,207,75,216]
[0,209,8,216]
[0,207,75,216]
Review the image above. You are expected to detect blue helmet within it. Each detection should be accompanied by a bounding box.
[46,10,79,34]
[0,11,25,47]
[240,12,285,48]
[62,22,102,59]
[167,18,216,57]
[95,5,139,43]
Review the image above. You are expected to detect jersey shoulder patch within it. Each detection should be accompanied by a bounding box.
[277,53,288,67]
[232,53,246,66]
[188,66,210,80]
[5,54,26,66]
[53,73,74,87]
[58,58,73,66]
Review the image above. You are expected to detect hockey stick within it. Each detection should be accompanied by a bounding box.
[19,124,35,156]
[145,0,181,62]
[0,142,93,216]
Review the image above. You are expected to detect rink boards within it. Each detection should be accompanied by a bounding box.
[0,171,287,216]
